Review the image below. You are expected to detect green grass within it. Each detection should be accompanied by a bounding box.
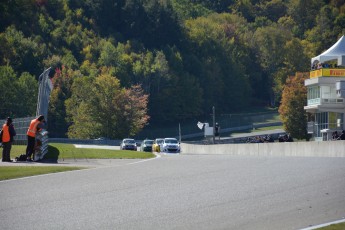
[46,143,155,159]
[0,166,85,181]
[317,222,345,230]
[2,143,155,181]
[9,145,28,157]
[227,125,283,136]
[10,143,155,160]
[253,125,283,131]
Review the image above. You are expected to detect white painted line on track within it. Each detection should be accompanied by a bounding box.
[127,153,161,165]
[74,144,119,150]
[299,218,345,230]
[0,153,161,183]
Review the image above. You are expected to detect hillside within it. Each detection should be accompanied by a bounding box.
[0,0,344,138]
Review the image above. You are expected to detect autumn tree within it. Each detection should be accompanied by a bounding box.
[278,72,309,140]
[66,74,149,139]
[48,65,79,137]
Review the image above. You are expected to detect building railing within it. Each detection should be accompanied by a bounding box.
[321,98,344,103]
[308,98,321,105]
[310,68,345,78]
[307,97,344,106]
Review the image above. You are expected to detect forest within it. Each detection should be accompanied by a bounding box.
[0,0,344,138]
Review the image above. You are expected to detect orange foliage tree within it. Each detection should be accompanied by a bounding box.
[278,72,309,140]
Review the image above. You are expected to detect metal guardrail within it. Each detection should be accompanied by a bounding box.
[49,138,121,146]
[48,122,284,145]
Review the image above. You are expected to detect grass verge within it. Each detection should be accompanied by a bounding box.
[46,143,155,160]
[10,143,155,160]
[2,143,155,181]
[316,222,345,230]
[0,166,85,181]
[229,125,284,136]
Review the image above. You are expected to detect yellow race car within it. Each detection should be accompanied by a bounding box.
[152,138,164,152]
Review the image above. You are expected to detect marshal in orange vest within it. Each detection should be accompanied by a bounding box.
[27,119,41,137]
[2,124,10,142]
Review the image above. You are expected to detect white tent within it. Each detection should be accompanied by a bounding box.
[311,35,345,66]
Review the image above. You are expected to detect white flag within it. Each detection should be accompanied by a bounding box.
[197,121,204,130]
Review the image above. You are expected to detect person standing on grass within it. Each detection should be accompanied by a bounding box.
[26,115,46,161]
[1,117,16,162]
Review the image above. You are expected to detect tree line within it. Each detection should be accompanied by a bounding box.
[0,0,344,139]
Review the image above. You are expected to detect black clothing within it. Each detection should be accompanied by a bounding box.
[2,142,12,162]
[338,133,345,140]
[8,124,16,142]
[1,123,16,162]
[26,135,36,160]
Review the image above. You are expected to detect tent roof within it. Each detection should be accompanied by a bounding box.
[311,35,345,64]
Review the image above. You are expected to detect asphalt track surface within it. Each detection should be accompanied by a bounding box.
[1,153,345,230]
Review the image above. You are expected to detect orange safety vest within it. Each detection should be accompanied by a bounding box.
[27,119,40,137]
[2,124,10,142]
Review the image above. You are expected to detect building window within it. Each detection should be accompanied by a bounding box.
[307,86,321,105]
[308,86,320,100]
[314,112,344,137]
[321,86,331,98]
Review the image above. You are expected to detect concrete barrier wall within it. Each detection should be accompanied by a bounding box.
[180,141,345,157]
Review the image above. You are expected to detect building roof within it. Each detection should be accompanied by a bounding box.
[311,35,345,65]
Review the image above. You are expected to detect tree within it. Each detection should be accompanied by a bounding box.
[0,26,46,77]
[66,74,149,139]
[252,24,293,105]
[48,66,78,137]
[16,72,38,117]
[0,66,37,118]
[279,72,309,140]
[0,66,21,118]
[113,85,150,137]
[184,13,250,112]
[287,0,323,37]
[171,0,212,20]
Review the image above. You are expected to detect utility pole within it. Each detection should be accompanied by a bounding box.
[212,106,215,144]
[179,123,181,143]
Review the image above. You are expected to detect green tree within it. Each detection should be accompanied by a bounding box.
[273,37,310,103]
[0,26,46,77]
[287,0,323,37]
[184,13,250,112]
[48,66,79,137]
[65,75,100,139]
[0,66,20,118]
[171,0,212,20]
[252,24,292,105]
[279,72,309,140]
[16,72,38,117]
[0,66,37,118]
[66,74,149,139]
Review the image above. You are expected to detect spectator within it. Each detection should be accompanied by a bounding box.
[337,130,345,140]
[26,115,46,161]
[1,117,16,162]
[332,131,339,140]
